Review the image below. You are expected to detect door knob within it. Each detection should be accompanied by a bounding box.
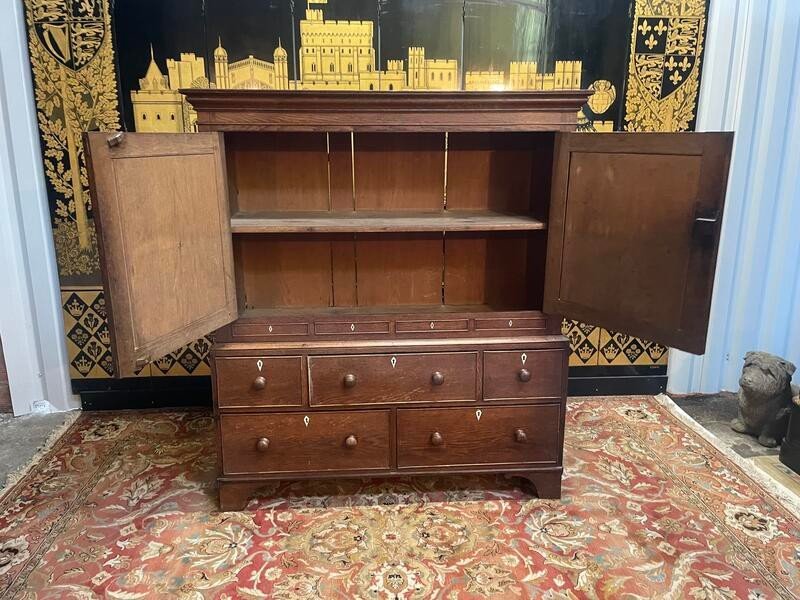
[343,373,357,388]
[430,431,443,446]
[253,376,267,390]
[431,371,445,385]
[345,434,358,448]
[518,368,531,382]
[256,437,270,452]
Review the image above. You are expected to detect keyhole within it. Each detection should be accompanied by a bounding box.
[303,415,310,427]
[475,409,482,421]
[256,359,263,372]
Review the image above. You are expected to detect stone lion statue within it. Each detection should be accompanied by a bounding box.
[731,351,797,447]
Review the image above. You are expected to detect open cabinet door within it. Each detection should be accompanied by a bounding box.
[543,132,732,355]
[85,132,237,377]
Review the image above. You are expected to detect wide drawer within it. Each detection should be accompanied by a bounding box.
[397,405,561,468]
[483,350,565,400]
[215,356,303,408]
[309,352,477,406]
[220,410,391,474]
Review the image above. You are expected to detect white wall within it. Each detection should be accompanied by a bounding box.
[669,0,800,393]
[0,1,77,414]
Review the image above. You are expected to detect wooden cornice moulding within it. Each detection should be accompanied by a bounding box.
[182,90,593,132]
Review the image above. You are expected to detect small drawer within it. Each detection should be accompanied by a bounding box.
[231,322,309,337]
[309,352,477,407]
[483,350,565,400]
[314,321,390,335]
[220,410,391,474]
[215,356,303,408]
[397,405,560,468]
[396,319,469,333]
[474,317,546,332]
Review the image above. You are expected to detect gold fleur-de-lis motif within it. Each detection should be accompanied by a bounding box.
[638,19,652,36]
[679,57,692,71]
[644,34,658,50]
[665,56,678,71]
[654,19,667,35]
[669,70,683,85]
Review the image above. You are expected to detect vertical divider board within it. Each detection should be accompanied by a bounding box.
[329,133,357,306]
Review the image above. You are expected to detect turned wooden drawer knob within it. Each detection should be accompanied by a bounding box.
[343,373,357,388]
[430,431,444,446]
[514,428,527,443]
[253,376,267,390]
[431,371,445,386]
[256,437,270,452]
[518,368,531,382]
[345,434,358,448]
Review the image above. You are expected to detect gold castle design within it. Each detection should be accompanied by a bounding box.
[132,1,583,132]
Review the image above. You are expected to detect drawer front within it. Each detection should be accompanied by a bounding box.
[474,317,547,332]
[396,319,469,333]
[397,405,560,468]
[309,352,477,407]
[315,321,390,335]
[220,410,391,474]
[231,322,309,337]
[483,350,564,400]
[216,357,303,408]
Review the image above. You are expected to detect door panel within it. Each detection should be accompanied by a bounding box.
[85,132,237,377]
[544,132,732,354]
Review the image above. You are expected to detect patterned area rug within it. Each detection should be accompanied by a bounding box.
[2,396,800,599]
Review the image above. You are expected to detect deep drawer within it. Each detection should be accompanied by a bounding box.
[215,356,303,408]
[308,352,477,406]
[397,404,561,468]
[483,350,565,400]
[220,410,391,474]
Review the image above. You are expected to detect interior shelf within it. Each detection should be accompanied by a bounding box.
[230,210,546,234]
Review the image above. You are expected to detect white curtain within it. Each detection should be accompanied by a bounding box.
[669,0,800,393]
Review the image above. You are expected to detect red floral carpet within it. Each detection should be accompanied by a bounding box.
[2,397,800,599]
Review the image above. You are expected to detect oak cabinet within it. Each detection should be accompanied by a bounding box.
[85,91,732,510]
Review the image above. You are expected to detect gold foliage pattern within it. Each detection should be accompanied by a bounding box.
[26,0,119,277]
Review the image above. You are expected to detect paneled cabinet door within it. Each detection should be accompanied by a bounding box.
[85,132,237,377]
[544,132,733,355]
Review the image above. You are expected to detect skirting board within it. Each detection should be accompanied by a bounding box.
[74,366,666,410]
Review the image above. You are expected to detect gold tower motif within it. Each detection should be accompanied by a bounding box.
[131,0,586,133]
